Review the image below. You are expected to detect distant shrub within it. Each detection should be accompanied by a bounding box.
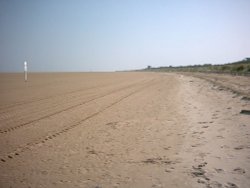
[204,64,212,67]
[236,65,244,71]
[220,65,230,71]
[232,65,244,72]
[246,65,250,72]
[212,66,220,71]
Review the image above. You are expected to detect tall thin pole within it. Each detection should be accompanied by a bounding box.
[24,61,27,82]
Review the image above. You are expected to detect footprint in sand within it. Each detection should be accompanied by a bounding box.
[233,167,245,174]
[241,96,250,101]
[164,146,171,150]
[214,168,224,173]
[192,162,209,180]
[202,125,209,128]
[240,110,250,115]
[225,182,238,188]
[234,145,245,150]
[192,131,203,135]
[197,179,206,184]
[198,122,208,124]
[216,135,224,139]
[207,181,223,188]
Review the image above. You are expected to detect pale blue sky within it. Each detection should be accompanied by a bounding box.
[0,0,249,72]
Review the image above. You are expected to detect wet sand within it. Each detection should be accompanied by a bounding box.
[0,72,249,188]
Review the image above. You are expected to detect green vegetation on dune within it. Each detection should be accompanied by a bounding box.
[142,58,250,75]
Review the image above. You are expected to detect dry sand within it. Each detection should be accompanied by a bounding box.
[0,72,249,188]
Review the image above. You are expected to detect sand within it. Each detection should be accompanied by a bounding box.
[0,72,249,188]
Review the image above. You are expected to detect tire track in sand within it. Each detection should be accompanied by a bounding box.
[0,78,146,117]
[0,80,145,125]
[0,79,149,134]
[0,84,105,113]
[0,80,134,114]
[0,78,157,163]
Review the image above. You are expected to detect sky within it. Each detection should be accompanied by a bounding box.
[0,0,249,72]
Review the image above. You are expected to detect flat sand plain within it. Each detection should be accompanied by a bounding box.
[0,72,249,188]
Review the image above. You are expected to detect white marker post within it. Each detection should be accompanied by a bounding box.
[24,61,27,82]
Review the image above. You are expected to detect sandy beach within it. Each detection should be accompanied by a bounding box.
[0,72,249,188]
